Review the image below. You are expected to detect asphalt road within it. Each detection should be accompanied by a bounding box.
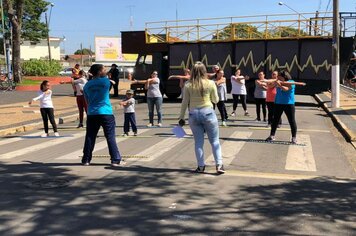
[0,96,355,235]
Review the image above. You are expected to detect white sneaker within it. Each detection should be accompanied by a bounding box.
[230,112,236,117]
[147,123,153,127]
[222,121,227,127]
[41,133,49,138]
[54,132,60,137]
[157,123,162,127]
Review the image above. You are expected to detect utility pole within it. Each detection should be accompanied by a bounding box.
[126,5,135,31]
[80,43,83,65]
[1,0,9,76]
[331,0,340,108]
[45,12,52,61]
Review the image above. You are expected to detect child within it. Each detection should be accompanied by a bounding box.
[73,70,88,128]
[29,80,60,137]
[120,90,137,136]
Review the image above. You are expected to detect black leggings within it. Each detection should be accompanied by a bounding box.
[216,101,228,121]
[255,98,266,120]
[40,108,58,133]
[232,94,247,112]
[270,104,297,137]
[266,102,282,125]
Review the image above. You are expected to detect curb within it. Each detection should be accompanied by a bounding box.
[314,94,356,149]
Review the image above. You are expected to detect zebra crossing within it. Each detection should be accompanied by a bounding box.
[0,124,320,176]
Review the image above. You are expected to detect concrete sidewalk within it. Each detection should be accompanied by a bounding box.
[0,81,132,136]
[315,86,356,148]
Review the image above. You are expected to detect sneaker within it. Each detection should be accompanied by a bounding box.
[122,133,129,137]
[291,137,297,144]
[277,124,282,128]
[41,133,49,138]
[77,123,84,128]
[157,123,162,127]
[82,162,90,166]
[134,132,138,136]
[230,112,236,117]
[147,123,153,127]
[54,132,60,137]
[265,136,275,142]
[244,111,249,116]
[111,162,121,167]
[263,119,267,122]
[195,166,205,173]
[255,118,261,122]
[222,121,227,127]
[216,164,226,174]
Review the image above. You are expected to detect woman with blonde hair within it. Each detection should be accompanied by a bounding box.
[179,62,225,174]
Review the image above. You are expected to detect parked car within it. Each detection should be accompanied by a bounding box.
[59,68,73,76]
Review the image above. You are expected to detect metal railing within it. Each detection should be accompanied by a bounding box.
[145,12,333,43]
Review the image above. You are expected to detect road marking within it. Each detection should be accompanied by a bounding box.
[56,129,150,160]
[224,170,318,180]
[0,132,86,160]
[135,136,186,162]
[0,131,45,147]
[249,127,330,133]
[206,131,252,166]
[285,134,316,172]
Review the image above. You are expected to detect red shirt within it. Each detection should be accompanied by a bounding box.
[266,86,277,102]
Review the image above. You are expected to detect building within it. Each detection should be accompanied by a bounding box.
[20,37,64,61]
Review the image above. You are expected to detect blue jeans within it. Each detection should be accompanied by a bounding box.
[124,113,137,133]
[189,107,223,166]
[147,97,163,124]
[82,115,121,164]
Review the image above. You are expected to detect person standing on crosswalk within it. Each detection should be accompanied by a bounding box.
[265,70,305,144]
[73,70,88,128]
[29,80,60,138]
[214,69,228,126]
[178,62,225,174]
[120,89,137,136]
[82,64,122,167]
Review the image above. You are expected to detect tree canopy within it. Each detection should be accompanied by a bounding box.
[74,48,94,55]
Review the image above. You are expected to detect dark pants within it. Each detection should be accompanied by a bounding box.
[270,104,297,137]
[266,102,282,125]
[40,108,57,133]
[232,94,247,111]
[113,79,119,97]
[255,98,266,121]
[82,115,121,164]
[76,95,87,124]
[124,113,137,133]
[216,101,228,121]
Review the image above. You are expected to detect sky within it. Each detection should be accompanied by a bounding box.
[47,0,355,54]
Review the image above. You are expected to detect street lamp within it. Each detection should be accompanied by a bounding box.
[278,2,300,15]
[45,2,54,61]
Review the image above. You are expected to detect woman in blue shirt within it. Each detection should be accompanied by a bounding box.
[82,64,122,167]
[265,70,305,144]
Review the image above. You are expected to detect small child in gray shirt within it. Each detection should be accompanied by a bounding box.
[120,90,137,136]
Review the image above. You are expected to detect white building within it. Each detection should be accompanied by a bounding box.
[20,37,63,61]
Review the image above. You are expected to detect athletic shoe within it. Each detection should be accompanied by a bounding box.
[41,133,49,138]
[122,133,129,137]
[244,111,249,116]
[230,112,236,117]
[111,162,121,167]
[147,123,153,127]
[265,136,275,142]
[134,132,138,136]
[291,137,297,144]
[157,123,162,127]
[277,124,282,128]
[195,166,205,173]
[82,162,90,166]
[54,132,60,137]
[216,165,226,174]
[222,121,227,127]
[77,123,84,128]
[254,118,261,122]
[263,119,267,122]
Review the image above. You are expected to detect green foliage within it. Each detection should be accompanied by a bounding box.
[217,24,262,40]
[74,48,94,55]
[269,27,307,38]
[22,59,62,76]
[22,0,49,42]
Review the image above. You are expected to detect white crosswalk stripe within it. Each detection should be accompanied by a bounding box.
[0,131,45,147]
[206,131,252,166]
[56,129,150,160]
[285,134,316,172]
[0,132,86,160]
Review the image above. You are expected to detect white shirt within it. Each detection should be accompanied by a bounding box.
[32,90,54,108]
[73,77,88,96]
[231,75,247,95]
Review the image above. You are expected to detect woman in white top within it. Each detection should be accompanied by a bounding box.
[73,70,88,128]
[29,80,59,137]
[230,69,250,117]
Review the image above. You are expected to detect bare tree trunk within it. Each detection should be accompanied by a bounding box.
[3,0,24,83]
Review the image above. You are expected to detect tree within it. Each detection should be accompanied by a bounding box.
[269,26,307,38]
[3,0,49,83]
[74,48,94,55]
[216,24,262,40]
